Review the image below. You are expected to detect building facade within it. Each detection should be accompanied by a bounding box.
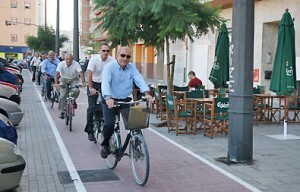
[0,0,37,60]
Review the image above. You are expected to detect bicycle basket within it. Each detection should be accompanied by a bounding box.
[121,107,150,130]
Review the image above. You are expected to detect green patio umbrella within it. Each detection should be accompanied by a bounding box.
[270,10,296,96]
[209,23,229,88]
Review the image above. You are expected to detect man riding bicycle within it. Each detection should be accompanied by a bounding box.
[41,50,60,99]
[54,53,86,118]
[85,43,115,142]
[100,47,152,158]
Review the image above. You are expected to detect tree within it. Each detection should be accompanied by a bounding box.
[26,26,69,53]
[94,0,223,94]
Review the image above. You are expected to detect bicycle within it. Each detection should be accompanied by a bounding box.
[102,98,150,186]
[62,84,79,132]
[92,91,104,143]
[50,86,60,109]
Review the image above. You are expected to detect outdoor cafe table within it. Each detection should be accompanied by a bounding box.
[253,94,284,124]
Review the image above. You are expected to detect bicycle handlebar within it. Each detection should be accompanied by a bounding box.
[60,84,80,89]
[114,97,148,107]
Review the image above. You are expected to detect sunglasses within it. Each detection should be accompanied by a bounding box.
[102,50,110,53]
[120,54,131,59]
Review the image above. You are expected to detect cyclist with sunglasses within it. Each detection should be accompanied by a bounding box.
[85,43,115,142]
[100,47,152,158]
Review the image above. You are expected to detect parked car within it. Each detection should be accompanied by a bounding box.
[0,60,23,93]
[0,137,26,191]
[0,98,23,126]
[0,82,21,104]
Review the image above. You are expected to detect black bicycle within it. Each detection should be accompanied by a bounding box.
[50,86,60,109]
[93,91,104,143]
[103,98,150,186]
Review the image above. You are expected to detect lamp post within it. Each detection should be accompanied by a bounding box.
[55,0,60,56]
[73,0,79,62]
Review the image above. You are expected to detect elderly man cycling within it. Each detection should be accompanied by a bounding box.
[54,53,86,118]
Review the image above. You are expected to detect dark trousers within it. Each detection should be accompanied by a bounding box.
[84,82,102,134]
[101,100,130,147]
[32,66,37,82]
[37,69,41,84]
[46,77,54,99]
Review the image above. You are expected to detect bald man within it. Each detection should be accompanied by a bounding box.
[41,50,60,99]
[54,53,86,118]
[100,47,152,158]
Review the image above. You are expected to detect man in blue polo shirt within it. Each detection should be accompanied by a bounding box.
[41,50,60,99]
[100,47,152,158]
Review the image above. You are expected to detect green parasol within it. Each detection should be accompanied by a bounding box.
[209,23,229,88]
[270,10,296,96]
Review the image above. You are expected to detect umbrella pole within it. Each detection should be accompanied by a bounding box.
[284,96,287,137]
[284,120,287,137]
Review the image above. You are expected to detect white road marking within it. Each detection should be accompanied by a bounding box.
[148,128,261,192]
[30,71,86,192]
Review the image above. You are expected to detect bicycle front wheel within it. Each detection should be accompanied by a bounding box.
[68,101,73,131]
[104,132,119,169]
[130,133,150,186]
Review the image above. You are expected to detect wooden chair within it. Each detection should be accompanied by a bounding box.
[285,90,300,122]
[166,95,197,135]
[174,85,189,91]
[257,85,266,94]
[185,90,205,128]
[203,98,229,139]
[158,85,167,121]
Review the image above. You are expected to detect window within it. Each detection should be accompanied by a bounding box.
[24,1,31,9]
[11,34,17,42]
[11,0,17,8]
[24,18,31,25]
[11,17,17,25]
[24,34,29,43]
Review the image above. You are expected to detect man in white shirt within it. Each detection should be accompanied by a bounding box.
[54,53,86,118]
[30,52,41,82]
[85,42,115,142]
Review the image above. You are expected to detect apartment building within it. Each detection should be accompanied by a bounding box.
[0,0,37,60]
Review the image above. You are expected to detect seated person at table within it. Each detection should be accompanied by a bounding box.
[187,71,202,91]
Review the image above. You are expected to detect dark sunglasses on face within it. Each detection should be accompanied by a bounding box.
[102,50,110,53]
[120,54,131,59]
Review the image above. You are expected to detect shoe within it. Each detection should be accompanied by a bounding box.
[100,146,110,158]
[41,91,44,97]
[88,133,96,142]
[59,112,65,119]
[74,101,77,109]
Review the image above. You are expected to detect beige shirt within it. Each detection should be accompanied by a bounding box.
[56,60,82,79]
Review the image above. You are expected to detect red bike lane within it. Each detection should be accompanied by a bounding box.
[46,89,254,192]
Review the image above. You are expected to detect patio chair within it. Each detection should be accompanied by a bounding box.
[185,90,205,128]
[285,90,300,122]
[174,85,189,91]
[203,97,229,139]
[166,95,197,135]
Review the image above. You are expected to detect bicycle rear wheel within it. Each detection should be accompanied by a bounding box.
[68,101,73,131]
[103,132,119,169]
[130,133,149,186]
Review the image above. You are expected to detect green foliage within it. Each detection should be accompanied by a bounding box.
[26,26,69,52]
[93,0,223,49]
[84,41,103,55]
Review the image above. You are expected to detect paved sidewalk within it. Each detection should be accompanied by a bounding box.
[14,71,300,191]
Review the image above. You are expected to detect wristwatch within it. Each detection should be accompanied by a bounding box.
[105,95,112,100]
